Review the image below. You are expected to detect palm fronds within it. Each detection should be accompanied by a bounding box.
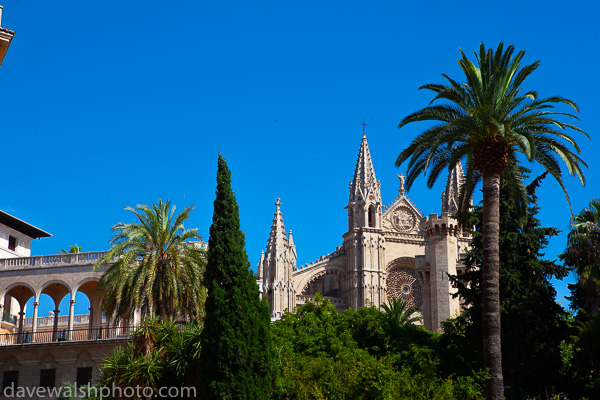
[96,199,206,324]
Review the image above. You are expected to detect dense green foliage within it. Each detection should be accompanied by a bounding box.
[444,175,573,399]
[199,155,276,399]
[560,198,600,398]
[272,295,486,400]
[562,198,600,314]
[99,318,202,399]
[96,199,205,322]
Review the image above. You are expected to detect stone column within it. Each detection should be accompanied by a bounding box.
[17,310,24,344]
[52,308,60,341]
[67,297,76,339]
[31,301,40,342]
[132,308,142,328]
[91,297,103,339]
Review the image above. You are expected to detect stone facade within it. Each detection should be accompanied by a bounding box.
[257,133,470,330]
[0,339,128,399]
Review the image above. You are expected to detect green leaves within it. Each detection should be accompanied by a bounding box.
[380,298,423,328]
[561,198,600,314]
[99,319,203,394]
[272,297,485,400]
[445,178,573,398]
[397,42,588,225]
[199,154,276,399]
[96,199,206,323]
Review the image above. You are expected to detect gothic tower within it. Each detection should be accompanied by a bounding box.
[342,133,386,308]
[257,199,297,319]
[441,161,464,215]
[419,163,466,330]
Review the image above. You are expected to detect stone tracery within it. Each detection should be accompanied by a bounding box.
[386,266,423,307]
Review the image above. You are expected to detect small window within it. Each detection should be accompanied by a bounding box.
[368,206,376,228]
[39,369,56,389]
[8,236,16,251]
[76,367,93,387]
[2,371,18,391]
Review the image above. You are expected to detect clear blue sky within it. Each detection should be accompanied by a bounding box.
[2,0,597,316]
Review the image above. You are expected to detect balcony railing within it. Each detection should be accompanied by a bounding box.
[0,325,135,346]
[0,243,206,269]
[22,313,107,327]
[0,251,109,269]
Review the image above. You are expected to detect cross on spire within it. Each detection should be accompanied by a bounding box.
[361,116,367,136]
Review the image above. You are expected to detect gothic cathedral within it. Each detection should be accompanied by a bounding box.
[256,133,470,331]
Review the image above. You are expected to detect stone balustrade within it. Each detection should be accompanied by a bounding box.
[0,251,109,269]
[21,313,107,327]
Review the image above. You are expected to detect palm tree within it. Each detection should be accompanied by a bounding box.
[396,43,587,400]
[381,298,422,327]
[562,199,600,313]
[96,199,206,324]
[59,244,82,254]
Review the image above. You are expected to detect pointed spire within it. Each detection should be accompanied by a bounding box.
[257,250,265,280]
[350,134,381,205]
[288,229,294,247]
[442,161,464,214]
[267,198,287,251]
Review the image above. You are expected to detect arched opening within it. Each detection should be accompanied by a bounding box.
[39,281,71,342]
[3,283,36,343]
[298,269,346,308]
[368,205,376,228]
[76,279,106,339]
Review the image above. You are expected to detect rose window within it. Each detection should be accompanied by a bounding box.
[387,267,423,307]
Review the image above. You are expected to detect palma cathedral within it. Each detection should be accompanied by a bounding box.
[256,132,471,331]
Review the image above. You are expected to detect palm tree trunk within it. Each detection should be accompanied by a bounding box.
[481,172,504,400]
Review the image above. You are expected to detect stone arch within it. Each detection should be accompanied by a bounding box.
[40,280,72,311]
[386,257,423,307]
[4,282,36,308]
[295,264,346,296]
[75,277,101,300]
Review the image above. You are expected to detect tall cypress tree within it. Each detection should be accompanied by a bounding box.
[199,154,275,399]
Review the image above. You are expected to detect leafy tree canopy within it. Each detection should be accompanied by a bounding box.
[272,295,486,400]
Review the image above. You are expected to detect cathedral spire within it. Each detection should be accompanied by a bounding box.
[259,198,296,318]
[267,198,287,253]
[348,133,382,230]
[350,134,381,206]
[442,161,464,215]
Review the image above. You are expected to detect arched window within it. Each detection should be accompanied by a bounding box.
[368,205,376,228]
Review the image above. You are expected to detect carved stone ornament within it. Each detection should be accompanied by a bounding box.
[387,267,423,307]
[391,207,416,232]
